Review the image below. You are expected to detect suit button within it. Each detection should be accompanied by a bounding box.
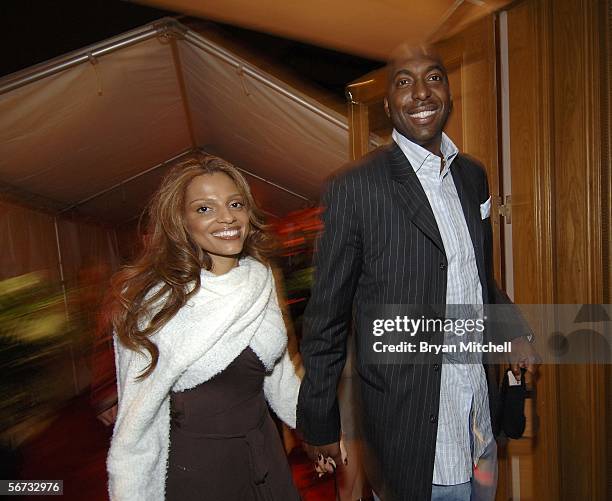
[439,263,447,270]
[430,414,437,423]
[433,364,440,371]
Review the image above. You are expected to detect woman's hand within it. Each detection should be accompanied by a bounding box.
[306,435,349,477]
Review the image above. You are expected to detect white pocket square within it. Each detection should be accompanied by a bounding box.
[480,197,491,220]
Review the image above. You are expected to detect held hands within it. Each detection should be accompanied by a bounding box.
[507,336,541,380]
[303,437,348,477]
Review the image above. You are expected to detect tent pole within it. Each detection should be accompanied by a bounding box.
[60,148,195,213]
[235,168,311,203]
[169,37,198,148]
[61,144,312,214]
[182,31,349,132]
[195,148,310,202]
[53,217,80,396]
[0,20,173,95]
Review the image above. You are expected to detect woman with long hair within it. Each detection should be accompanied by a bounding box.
[106,155,301,501]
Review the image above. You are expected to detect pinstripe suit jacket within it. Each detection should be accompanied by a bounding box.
[297,142,524,500]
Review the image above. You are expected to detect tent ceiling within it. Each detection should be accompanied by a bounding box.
[0,20,351,225]
[179,37,348,199]
[1,37,190,206]
[134,0,512,60]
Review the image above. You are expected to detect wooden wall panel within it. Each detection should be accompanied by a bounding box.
[444,63,464,152]
[0,200,61,282]
[347,101,370,161]
[507,3,540,303]
[603,2,611,498]
[550,0,606,499]
[506,0,608,499]
[506,3,559,499]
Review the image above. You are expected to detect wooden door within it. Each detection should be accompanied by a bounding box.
[503,0,609,500]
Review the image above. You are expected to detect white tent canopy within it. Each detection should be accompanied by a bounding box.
[0,18,352,224]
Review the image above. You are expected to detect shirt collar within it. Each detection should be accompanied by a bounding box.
[391,129,459,175]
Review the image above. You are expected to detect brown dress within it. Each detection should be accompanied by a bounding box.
[165,347,301,501]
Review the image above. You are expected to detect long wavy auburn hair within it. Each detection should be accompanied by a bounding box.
[110,154,270,379]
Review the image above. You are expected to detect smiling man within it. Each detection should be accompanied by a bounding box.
[384,45,451,158]
[297,45,538,501]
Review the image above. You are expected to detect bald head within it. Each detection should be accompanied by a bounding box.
[387,43,447,81]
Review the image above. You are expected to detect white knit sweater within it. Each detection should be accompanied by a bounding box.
[107,258,300,501]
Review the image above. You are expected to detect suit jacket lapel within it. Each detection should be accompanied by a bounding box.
[386,143,445,254]
[451,156,487,297]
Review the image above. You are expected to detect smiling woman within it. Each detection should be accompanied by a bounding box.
[106,155,301,501]
[184,170,254,275]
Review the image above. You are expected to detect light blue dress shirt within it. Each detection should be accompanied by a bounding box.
[392,129,493,486]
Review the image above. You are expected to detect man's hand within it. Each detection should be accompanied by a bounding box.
[508,336,541,379]
[302,441,343,476]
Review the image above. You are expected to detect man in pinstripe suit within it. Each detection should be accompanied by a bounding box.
[297,45,538,501]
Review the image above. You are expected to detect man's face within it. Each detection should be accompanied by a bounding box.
[384,50,451,155]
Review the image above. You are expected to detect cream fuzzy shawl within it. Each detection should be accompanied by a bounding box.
[107,258,300,501]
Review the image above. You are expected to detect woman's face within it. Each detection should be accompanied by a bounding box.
[183,172,250,272]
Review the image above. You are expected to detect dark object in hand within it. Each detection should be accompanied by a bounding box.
[500,368,527,439]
